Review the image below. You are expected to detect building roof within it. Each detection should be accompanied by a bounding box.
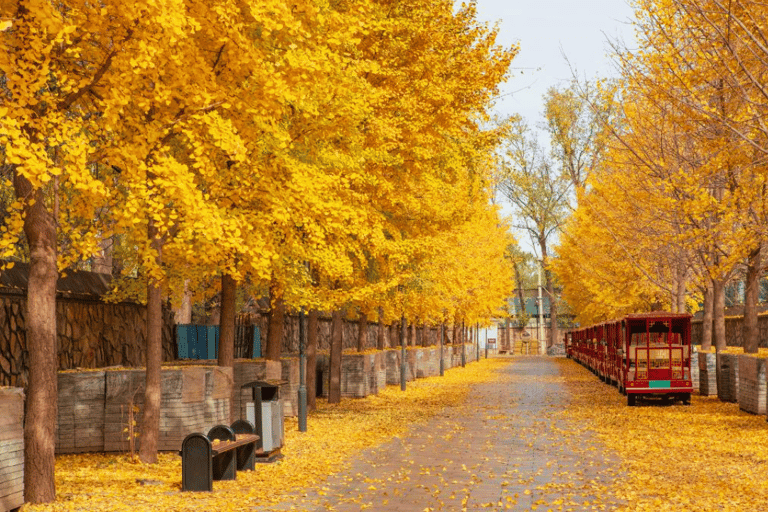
[0,262,112,300]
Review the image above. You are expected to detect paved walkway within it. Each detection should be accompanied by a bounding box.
[258,357,624,511]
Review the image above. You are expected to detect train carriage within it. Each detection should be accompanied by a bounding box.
[566,312,693,406]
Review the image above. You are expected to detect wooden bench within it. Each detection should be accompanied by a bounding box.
[180,420,260,492]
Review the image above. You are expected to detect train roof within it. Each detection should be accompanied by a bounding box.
[572,312,692,331]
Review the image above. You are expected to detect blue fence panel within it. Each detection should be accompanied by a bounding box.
[188,326,199,359]
[177,325,189,359]
[196,326,208,360]
[253,326,261,358]
[207,326,219,360]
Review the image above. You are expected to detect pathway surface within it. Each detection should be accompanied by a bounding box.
[256,357,624,511]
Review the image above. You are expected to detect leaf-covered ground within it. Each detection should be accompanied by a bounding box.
[22,357,768,511]
[556,358,768,511]
[23,359,509,511]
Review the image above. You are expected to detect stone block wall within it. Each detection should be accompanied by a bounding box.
[738,355,767,415]
[0,387,23,512]
[0,295,174,388]
[691,315,768,349]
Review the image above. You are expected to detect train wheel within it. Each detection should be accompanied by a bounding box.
[627,394,636,407]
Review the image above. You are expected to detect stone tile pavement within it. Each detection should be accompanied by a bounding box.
[255,357,624,511]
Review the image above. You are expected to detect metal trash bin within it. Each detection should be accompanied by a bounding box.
[241,380,284,452]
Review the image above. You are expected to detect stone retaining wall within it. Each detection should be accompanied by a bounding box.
[691,315,768,349]
[738,355,767,415]
[0,296,174,388]
[0,387,23,512]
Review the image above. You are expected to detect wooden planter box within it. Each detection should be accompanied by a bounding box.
[104,366,231,452]
[57,371,106,453]
[369,352,387,394]
[57,365,231,454]
[233,359,282,421]
[698,352,717,396]
[717,353,739,403]
[690,346,699,392]
[738,355,767,415]
[419,348,440,378]
[279,357,300,416]
[316,352,388,398]
[0,387,23,512]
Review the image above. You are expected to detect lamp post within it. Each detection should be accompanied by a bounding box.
[298,308,307,432]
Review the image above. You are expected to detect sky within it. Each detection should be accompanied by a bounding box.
[471,0,638,254]
[473,0,638,129]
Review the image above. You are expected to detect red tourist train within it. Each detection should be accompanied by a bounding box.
[564,313,693,406]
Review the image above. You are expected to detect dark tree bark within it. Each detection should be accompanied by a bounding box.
[140,220,163,464]
[357,312,367,352]
[328,310,343,403]
[307,309,318,411]
[743,247,762,354]
[713,279,726,352]
[377,308,385,350]
[218,273,236,421]
[266,278,284,361]
[701,281,714,351]
[389,323,397,348]
[219,273,236,368]
[408,321,415,347]
[15,174,57,503]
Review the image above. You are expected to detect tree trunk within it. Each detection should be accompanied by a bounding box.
[328,310,343,404]
[139,221,163,464]
[743,247,761,354]
[266,279,284,361]
[219,274,236,367]
[713,278,726,352]
[307,309,318,411]
[218,273,236,421]
[15,175,57,503]
[408,321,415,347]
[389,323,396,348]
[174,280,192,324]
[514,262,527,328]
[377,308,385,350]
[357,312,367,352]
[701,281,714,351]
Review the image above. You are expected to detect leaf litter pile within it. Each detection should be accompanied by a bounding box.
[555,358,768,511]
[24,359,509,512]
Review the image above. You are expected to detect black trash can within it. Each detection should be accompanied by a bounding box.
[241,380,284,452]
